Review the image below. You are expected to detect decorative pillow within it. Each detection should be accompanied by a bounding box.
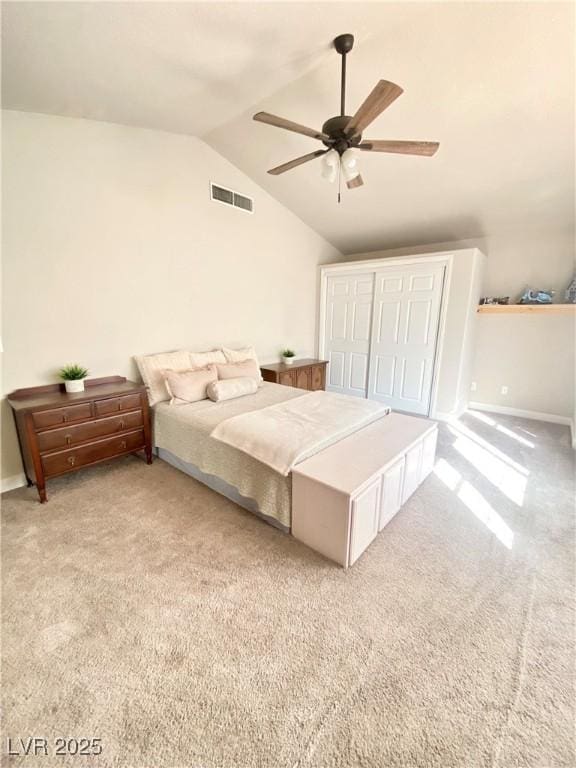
[207,377,258,402]
[216,359,261,383]
[222,346,262,380]
[163,365,217,405]
[222,345,258,364]
[134,350,191,406]
[189,349,226,369]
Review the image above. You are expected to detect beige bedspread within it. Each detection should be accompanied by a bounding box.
[211,391,389,475]
[153,383,307,529]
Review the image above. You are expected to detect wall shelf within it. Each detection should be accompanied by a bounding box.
[477,304,576,315]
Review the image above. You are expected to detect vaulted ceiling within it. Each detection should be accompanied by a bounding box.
[3,2,574,254]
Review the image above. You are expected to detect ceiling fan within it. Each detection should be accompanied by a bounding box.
[253,34,439,200]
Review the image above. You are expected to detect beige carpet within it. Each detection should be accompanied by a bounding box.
[2,412,574,767]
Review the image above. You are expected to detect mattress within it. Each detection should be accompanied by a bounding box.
[153,382,307,529]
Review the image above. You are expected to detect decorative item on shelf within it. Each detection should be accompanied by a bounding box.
[518,289,554,305]
[59,364,89,393]
[564,275,576,304]
[281,349,296,365]
[479,296,510,306]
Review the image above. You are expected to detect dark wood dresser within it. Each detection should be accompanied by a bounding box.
[8,376,152,503]
[260,359,328,391]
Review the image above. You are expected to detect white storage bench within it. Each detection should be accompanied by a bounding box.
[291,413,438,567]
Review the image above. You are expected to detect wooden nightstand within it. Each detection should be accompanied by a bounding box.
[260,359,328,391]
[8,376,152,503]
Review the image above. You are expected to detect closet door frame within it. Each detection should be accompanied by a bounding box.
[318,252,454,418]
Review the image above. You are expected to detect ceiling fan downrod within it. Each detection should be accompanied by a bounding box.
[334,33,354,117]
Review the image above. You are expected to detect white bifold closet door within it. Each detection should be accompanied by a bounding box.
[367,263,444,415]
[325,273,375,398]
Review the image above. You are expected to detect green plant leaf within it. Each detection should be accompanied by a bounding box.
[59,364,89,380]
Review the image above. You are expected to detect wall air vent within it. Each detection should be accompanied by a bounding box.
[210,183,254,214]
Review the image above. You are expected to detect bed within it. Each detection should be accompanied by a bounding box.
[153,383,307,530]
[153,381,389,531]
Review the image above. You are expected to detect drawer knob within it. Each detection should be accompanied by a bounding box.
[119,420,125,429]
[67,456,76,466]
[65,435,72,445]
[62,414,68,423]
[120,440,127,450]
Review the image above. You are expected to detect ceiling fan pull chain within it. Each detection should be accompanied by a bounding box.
[338,160,342,204]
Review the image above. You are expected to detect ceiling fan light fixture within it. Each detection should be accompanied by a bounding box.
[254,34,439,196]
[341,148,360,182]
[321,149,339,183]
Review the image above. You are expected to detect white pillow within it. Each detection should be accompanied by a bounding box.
[135,350,191,406]
[222,346,262,380]
[164,365,218,405]
[189,349,226,368]
[223,345,258,364]
[207,377,258,402]
[216,359,261,383]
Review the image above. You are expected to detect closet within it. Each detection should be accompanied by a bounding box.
[319,249,485,419]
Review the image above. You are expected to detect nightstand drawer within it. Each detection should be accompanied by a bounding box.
[94,393,142,417]
[41,429,145,477]
[279,371,296,387]
[37,410,143,452]
[32,402,93,430]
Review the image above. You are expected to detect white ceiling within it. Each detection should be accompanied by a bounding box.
[3,1,574,254]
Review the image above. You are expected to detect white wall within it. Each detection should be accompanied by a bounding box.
[1,110,341,482]
[345,233,575,420]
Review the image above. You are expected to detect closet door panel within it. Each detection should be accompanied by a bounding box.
[374,355,396,397]
[368,264,444,415]
[325,274,374,398]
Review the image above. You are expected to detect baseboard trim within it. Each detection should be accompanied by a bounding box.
[1,473,27,493]
[432,407,467,423]
[469,402,572,426]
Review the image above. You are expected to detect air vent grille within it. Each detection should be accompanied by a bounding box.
[210,183,253,213]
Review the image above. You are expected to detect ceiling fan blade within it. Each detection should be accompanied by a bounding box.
[268,150,329,176]
[344,80,403,137]
[254,112,329,141]
[359,140,439,156]
[346,175,364,189]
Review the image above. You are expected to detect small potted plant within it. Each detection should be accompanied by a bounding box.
[281,348,296,366]
[59,364,89,393]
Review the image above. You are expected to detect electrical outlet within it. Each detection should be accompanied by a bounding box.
[501,385,509,395]
[470,381,477,392]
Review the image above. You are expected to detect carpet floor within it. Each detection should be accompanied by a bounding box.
[2,411,574,768]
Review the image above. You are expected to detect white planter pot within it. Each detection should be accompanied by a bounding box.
[282,356,295,365]
[64,379,85,393]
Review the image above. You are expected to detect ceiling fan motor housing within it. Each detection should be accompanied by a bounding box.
[321,115,361,154]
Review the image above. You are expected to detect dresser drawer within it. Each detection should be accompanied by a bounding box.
[279,371,296,387]
[311,365,325,391]
[37,410,143,453]
[41,430,145,477]
[296,368,311,390]
[94,393,142,417]
[32,402,92,430]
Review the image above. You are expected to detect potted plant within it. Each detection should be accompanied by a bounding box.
[281,349,296,366]
[59,364,89,393]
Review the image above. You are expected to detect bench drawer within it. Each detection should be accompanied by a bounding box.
[41,430,145,477]
[402,440,424,503]
[37,410,143,453]
[349,478,380,566]
[32,402,92,430]
[94,393,142,417]
[379,456,405,531]
[421,429,438,480]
